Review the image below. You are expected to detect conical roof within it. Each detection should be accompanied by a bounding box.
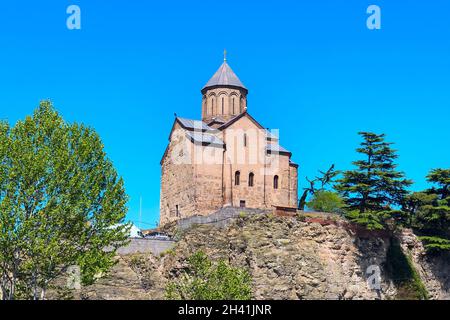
[203,61,247,91]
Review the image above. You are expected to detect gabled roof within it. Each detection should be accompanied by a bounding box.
[289,160,299,168]
[207,117,226,126]
[186,131,224,148]
[265,129,279,141]
[176,117,212,131]
[266,144,291,156]
[202,61,247,92]
[217,112,262,131]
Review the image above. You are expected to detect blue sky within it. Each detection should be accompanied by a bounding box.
[1,1,449,228]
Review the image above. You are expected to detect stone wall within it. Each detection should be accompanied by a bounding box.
[192,160,224,216]
[222,115,297,210]
[160,123,197,225]
[117,238,176,256]
[175,206,271,231]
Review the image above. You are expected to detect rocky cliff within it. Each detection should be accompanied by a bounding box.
[78,213,449,300]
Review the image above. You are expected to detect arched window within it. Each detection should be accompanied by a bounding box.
[232,97,235,114]
[248,172,254,187]
[243,133,247,147]
[222,97,224,114]
[235,171,240,186]
[207,98,212,115]
[273,175,279,189]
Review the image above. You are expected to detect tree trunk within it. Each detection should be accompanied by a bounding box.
[298,190,308,210]
[40,287,46,300]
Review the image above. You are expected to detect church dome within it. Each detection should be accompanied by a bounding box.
[202,61,247,93]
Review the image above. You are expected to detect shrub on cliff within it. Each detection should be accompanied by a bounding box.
[405,169,450,252]
[307,190,345,214]
[165,251,252,300]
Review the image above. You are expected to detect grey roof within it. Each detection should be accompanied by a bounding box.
[186,131,224,147]
[208,117,226,124]
[265,129,279,140]
[177,117,212,131]
[266,144,291,154]
[203,61,247,90]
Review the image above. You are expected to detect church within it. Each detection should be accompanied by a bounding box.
[159,56,298,225]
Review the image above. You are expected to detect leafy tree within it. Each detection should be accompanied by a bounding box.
[298,164,339,210]
[165,251,252,300]
[412,169,450,252]
[335,132,412,230]
[307,190,345,214]
[0,101,129,300]
[402,192,437,226]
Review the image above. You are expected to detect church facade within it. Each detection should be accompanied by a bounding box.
[159,58,298,225]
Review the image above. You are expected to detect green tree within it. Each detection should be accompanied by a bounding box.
[307,190,345,214]
[165,251,252,300]
[0,101,129,300]
[403,192,437,226]
[298,164,339,210]
[412,169,450,252]
[335,132,412,230]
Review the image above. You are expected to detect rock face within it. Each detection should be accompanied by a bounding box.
[399,229,450,300]
[79,213,449,300]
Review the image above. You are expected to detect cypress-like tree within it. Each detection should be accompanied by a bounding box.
[336,132,412,230]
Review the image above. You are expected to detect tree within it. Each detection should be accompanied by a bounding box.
[298,164,339,210]
[335,132,412,230]
[307,190,345,214]
[0,101,129,300]
[402,192,437,226]
[165,251,252,300]
[412,169,450,252]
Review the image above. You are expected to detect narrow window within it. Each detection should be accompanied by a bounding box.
[222,97,224,114]
[243,133,247,147]
[232,97,235,114]
[274,175,279,189]
[176,205,180,217]
[235,171,240,186]
[249,172,254,187]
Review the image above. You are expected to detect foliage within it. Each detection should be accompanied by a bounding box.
[335,132,412,230]
[418,236,450,252]
[344,210,386,230]
[298,164,339,210]
[306,190,345,214]
[0,101,129,300]
[165,251,252,300]
[406,169,450,252]
[385,238,428,300]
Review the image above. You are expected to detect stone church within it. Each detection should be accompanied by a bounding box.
[160,57,298,225]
